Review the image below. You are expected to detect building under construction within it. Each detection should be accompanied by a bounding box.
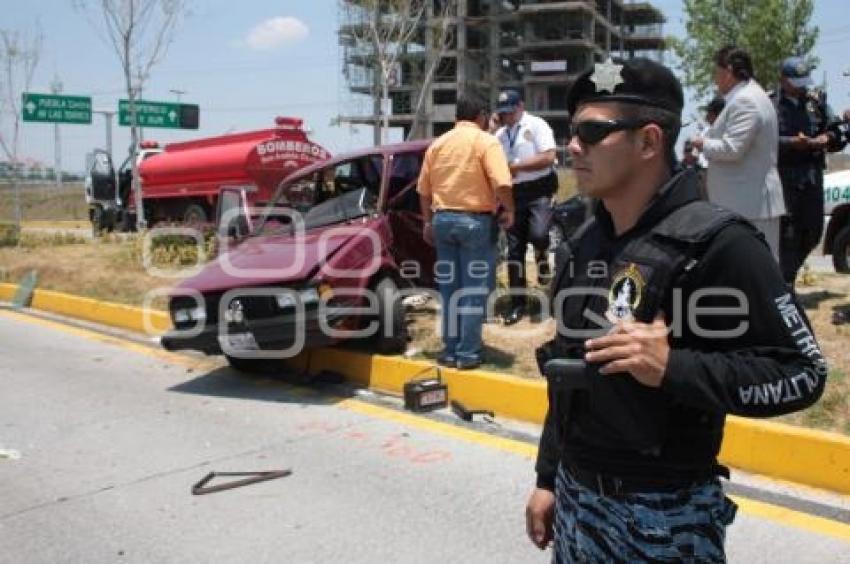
[338,0,665,147]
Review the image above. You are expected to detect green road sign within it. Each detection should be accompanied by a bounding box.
[22,93,92,124]
[119,99,199,129]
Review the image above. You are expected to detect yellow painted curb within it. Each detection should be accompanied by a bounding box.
[0,283,170,334]
[0,283,15,302]
[2,282,850,494]
[21,220,89,230]
[721,417,850,494]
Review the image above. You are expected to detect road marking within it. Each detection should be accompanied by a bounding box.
[730,495,850,542]
[2,306,849,543]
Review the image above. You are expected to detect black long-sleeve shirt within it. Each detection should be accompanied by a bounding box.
[535,173,827,490]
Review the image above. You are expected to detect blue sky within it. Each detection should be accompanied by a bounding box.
[4,1,850,173]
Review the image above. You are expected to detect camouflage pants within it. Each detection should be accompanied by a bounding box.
[554,464,737,563]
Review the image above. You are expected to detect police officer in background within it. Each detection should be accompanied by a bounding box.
[525,57,826,561]
[495,90,559,325]
[772,57,847,286]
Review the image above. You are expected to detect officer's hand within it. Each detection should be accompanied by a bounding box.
[423,223,434,246]
[525,488,555,550]
[808,134,830,150]
[584,314,670,387]
[790,134,810,151]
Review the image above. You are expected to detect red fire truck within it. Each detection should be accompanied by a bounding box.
[84,117,330,233]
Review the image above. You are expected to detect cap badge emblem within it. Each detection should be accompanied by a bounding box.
[591,58,625,94]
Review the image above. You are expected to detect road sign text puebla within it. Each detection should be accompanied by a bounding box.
[22,93,92,124]
[119,99,199,129]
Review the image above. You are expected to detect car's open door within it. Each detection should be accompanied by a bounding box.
[217,186,255,240]
[85,150,117,204]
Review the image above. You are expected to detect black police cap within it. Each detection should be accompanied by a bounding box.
[567,57,684,116]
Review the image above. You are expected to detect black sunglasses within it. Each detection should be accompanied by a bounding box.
[569,119,651,145]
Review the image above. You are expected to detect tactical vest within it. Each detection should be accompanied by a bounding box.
[541,199,757,455]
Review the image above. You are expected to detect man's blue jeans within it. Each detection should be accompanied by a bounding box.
[432,211,496,364]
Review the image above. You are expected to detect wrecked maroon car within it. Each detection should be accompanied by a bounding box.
[160,140,436,371]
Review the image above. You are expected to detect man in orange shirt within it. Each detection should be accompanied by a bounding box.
[418,94,514,369]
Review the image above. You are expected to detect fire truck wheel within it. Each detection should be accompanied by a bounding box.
[832,225,850,273]
[373,276,408,355]
[91,206,104,238]
[183,204,208,225]
[224,354,276,374]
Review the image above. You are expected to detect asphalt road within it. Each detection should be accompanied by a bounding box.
[1,308,849,564]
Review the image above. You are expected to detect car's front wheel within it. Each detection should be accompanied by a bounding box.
[372,277,408,355]
[832,225,850,273]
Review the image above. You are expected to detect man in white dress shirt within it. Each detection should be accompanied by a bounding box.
[495,90,559,325]
[691,46,785,260]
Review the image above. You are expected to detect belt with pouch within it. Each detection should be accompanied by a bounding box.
[564,463,709,497]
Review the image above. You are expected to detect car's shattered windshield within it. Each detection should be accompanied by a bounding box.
[256,155,383,236]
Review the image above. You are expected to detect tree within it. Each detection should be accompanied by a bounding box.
[0,26,42,227]
[341,0,456,144]
[73,0,187,229]
[406,0,456,140]
[669,0,818,99]
[341,0,425,145]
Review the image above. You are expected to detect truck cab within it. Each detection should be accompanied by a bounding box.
[85,142,162,234]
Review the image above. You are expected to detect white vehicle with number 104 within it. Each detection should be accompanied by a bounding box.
[823,169,850,273]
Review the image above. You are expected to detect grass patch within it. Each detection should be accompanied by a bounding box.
[0,222,20,247]
[778,369,850,435]
[555,168,577,202]
[0,183,87,222]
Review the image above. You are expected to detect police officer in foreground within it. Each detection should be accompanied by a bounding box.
[525,58,826,562]
[772,56,847,286]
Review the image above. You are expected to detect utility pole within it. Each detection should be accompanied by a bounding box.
[50,76,63,194]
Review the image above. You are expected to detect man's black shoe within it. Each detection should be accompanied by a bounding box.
[456,358,481,370]
[503,306,524,326]
[436,355,456,368]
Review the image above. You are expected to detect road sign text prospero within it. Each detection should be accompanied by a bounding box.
[118,99,199,129]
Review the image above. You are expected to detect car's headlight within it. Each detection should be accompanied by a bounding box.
[275,292,297,309]
[173,307,206,323]
[275,285,329,309]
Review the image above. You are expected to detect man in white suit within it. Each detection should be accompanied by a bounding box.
[691,46,785,260]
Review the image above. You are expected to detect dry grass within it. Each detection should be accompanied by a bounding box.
[777,272,850,434]
[0,183,88,222]
[0,235,178,310]
[555,168,578,202]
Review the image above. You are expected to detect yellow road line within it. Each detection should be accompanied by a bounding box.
[3,306,850,543]
[730,495,850,543]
